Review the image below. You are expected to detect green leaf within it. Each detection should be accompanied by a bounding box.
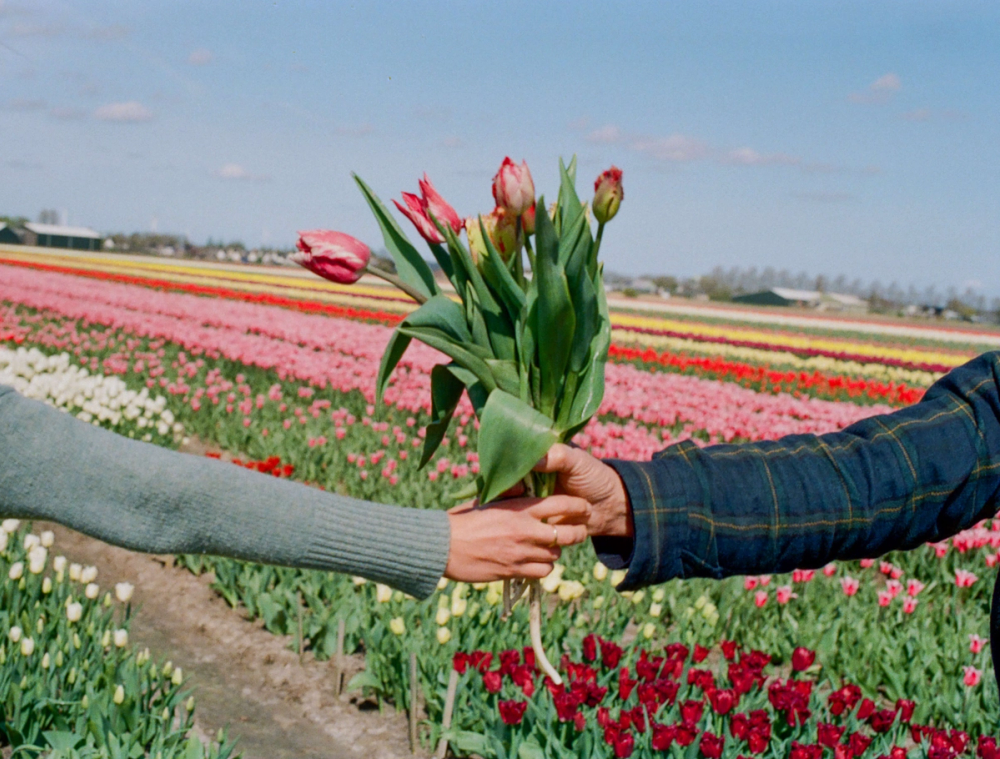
[518,741,546,759]
[419,365,466,468]
[399,325,496,391]
[443,363,490,416]
[564,278,610,433]
[44,732,82,751]
[479,220,527,320]
[353,174,439,300]
[485,358,520,395]
[477,390,558,504]
[446,730,493,756]
[375,330,412,410]
[533,196,576,417]
[568,267,598,374]
[427,242,454,280]
[556,156,583,236]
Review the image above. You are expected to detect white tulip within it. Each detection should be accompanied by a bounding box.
[66,602,83,622]
[40,531,54,548]
[436,626,452,644]
[42,577,52,594]
[114,629,129,648]
[20,637,34,656]
[113,685,125,705]
[80,566,98,584]
[53,555,67,573]
[8,626,22,643]
[592,562,609,581]
[172,667,183,685]
[0,531,7,552]
[1,519,20,534]
[115,582,134,603]
[85,583,99,600]
[68,563,82,581]
[389,617,405,636]
[375,584,393,603]
[8,562,23,580]
[41,652,50,669]
[22,533,39,550]
[435,607,451,626]
[540,564,565,593]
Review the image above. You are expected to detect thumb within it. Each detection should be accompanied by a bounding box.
[534,443,576,474]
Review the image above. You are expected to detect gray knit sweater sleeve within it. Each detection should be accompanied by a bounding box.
[0,385,449,599]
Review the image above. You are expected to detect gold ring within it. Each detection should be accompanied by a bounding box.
[549,525,559,548]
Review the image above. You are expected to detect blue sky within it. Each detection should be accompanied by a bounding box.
[1,1,997,295]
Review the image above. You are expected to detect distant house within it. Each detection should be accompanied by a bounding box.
[21,223,103,251]
[732,287,867,312]
[0,223,24,245]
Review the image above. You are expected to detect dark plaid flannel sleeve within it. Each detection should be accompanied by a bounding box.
[594,351,1000,591]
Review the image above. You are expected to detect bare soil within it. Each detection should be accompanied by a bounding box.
[40,520,429,759]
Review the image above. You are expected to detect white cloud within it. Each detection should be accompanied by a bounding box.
[93,101,152,122]
[849,72,901,104]
[188,48,213,66]
[630,133,708,162]
[586,125,622,144]
[725,147,800,167]
[215,163,269,182]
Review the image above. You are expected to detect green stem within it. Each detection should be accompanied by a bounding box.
[364,265,428,305]
[593,221,606,260]
[514,216,526,289]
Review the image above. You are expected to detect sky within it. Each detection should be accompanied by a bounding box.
[1,1,998,296]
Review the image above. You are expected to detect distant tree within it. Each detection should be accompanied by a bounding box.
[699,275,731,301]
[0,215,29,227]
[649,275,678,293]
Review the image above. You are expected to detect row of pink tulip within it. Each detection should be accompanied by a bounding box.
[0,265,894,455]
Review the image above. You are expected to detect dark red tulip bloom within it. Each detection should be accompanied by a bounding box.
[498,650,520,676]
[619,668,638,700]
[656,678,680,706]
[453,652,469,674]
[694,644,710,663]
[483,670,502,694]
[889,747,909,759]
[613,730,635,759]
[597,707,612,728]
[582,634,598,662]
[573,712,586,732]
[791,647,816,672]
[675,725,698,747]
[652,723,676,751]
[688,668,716,691]
[730,713,749,740]
[522,646,536,670]
[553,691,580,722]
[747,730,770,755]
[680,699,704,727]
[511,665,534,697]
[700,732,724,759]
[870,709,897,733]
[601,640,624,669]
[469,651,493,673]
[710,688,737,715]
[977,736,1000,759]
[790,742,823,759]
[818,723,846,748]
[895,698,915,723]
[625,707,646,733]
[636,651,665,681]
[721,640,740,661]
[950,730,970,754]
[857,698,875,720]
[665,643,690,661]
[828,684,862,716]
[848,732,873,755]
[744,650,771,670]
[497,699,526,725]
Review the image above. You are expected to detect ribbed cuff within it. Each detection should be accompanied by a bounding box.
[304,498,450,600]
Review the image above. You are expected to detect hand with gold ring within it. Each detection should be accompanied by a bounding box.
[444,496,590,583]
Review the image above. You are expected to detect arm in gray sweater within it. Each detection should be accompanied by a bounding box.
[0,385,449,599]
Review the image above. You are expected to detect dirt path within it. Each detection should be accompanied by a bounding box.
[41,522,429,759]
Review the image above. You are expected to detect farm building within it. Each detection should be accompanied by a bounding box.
[732,287,868,312]
[21,222,103,251]
[0,223,24,245]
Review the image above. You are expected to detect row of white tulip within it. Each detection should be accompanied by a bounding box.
[0,346,185,442]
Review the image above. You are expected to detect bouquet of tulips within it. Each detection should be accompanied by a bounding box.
[294,156,623,683]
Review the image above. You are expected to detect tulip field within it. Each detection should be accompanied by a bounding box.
[3,247,1000,758]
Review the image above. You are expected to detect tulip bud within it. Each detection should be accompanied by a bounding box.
[375,584,393,604]
[55,650,63,667]
[436,577,449,591]
[81,694,89,709]
[68,563,82,581]
[66,602,83,623]
[172,667,183,686]
[20,637,34,656]
[8,626,22,644]
[41,652,50,669]
[42,577,52,594]
[465,209,517,265]
[0,531,7,553]
[40,531,54,548]
[8,562,23,580]
[436,626,452,645]
[592,166,623,223]
[85,583,99,600]
[186,696,196,712]
[102,630,111,648]
[389,617,406,636]
[492,157,535,216]
[113,684,125,705]
[114,629,129,648]
[80,566,98,584]
[435,607,451,626]
[292,230,372,285]
[115,582,134,603]
[642,623,656,639]
[1,518,20,533]
[521,203,536,235]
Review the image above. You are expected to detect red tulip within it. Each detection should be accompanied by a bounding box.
[582,634,598,662]
[452,652,469,674]
[419,174,463,233]
[693,644,710,663]
[894,698,915,723]
[720,641,739,661]
[521,202,536,235]
[790,647,816,672]
[483,670,502,693]
[700,731,724,759]
[600,640,623,669]
[492,157,535,216]
[593,166,623,223]
[651,723,675,751]
[964,665,982,687]
[680,699,704,727]
[848,732,872,756]
[870,709,897,733]
[818,723,845,748]
[856,698,875,720]
[613,730,635,758]
[497,699,526,725]
[293,230,370,284]
[709,688,736,715]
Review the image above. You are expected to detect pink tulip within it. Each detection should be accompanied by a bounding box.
[776,585,797,605]
[492,157,535,216]
[840,576,859,596]
[822,563,837,577]
[759,575,772,586]
[292,230,370,284]
[955,569,978,588]
[393,175,463,244]
[963,666,982,687]
[592,166,624,223]
[969,634,987,654]
[987,553,999,568]
[906,579,925,597]
[877,590,892,607]
[885,579,902,598]
[902,597,918,614]
[744,576,759,591]
[859,559,875,569]
[754,590,768,607]
[792,569,815,583]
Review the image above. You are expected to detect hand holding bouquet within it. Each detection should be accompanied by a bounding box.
[295,156,622,683]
